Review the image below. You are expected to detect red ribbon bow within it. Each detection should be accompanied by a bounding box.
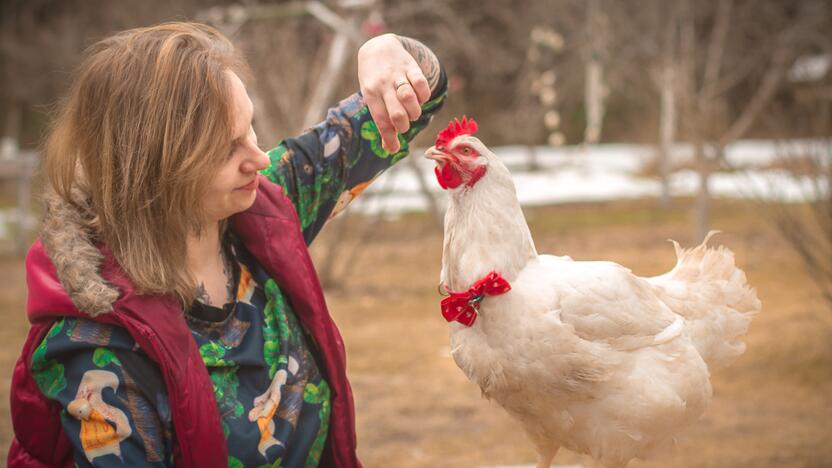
[440,272,512,327]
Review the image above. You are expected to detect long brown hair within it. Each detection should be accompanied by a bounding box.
[45,22,248,307]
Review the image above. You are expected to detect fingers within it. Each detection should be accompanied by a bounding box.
[406,68,431,104]
[396,80,422,122]
[364,89,399,153]
[365,71,430,153]
[385,86,411,130]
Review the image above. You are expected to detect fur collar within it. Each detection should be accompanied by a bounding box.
[40,185,119,316]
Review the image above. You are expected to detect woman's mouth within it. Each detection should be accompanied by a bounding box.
[236,178,258,191]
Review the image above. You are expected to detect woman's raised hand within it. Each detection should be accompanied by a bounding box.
[357,33,434,153]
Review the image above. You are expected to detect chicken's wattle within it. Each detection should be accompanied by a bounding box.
[434,162,487,190]
[434,163,463,189]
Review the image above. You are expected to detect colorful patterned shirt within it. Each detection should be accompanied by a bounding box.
[29,73,447,468]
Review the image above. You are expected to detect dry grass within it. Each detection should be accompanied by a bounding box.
[1,197,830,467]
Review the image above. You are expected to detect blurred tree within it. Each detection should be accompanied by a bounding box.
[527,24,565,169]
[199,1,373,141]
[0,0,226,148]
[2,0,828,164]
[675,0,829,241]
[587,0,829,238]
[762,138,831,305]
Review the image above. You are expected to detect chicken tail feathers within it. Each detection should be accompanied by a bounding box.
[649,231,761,369]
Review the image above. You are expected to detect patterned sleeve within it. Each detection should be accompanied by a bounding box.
[29,318,173,467]
[261,66,448,245]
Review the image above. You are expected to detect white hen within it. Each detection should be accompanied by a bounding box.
[426,117,761,468]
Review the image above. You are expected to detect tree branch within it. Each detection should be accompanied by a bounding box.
[698,0,732,108]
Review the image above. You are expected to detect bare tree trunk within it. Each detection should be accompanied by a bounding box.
[658,65,676,209]
[584,60,604,144]
[691,0,732,242]
[678,0,709,241]
[657,6,678,209]
[694,142,711,242]
[1,102,21,160]
[527,145,540,172]
[583,0,606,145]
[2,101,30,255]
[16,152,35,255]
[302,29,354,128]
[699,0,733,101]
[318,210,352,288]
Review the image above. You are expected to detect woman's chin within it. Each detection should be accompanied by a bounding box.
[232,190,258,213]
[207,192,258,221]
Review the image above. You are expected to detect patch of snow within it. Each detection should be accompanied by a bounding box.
[347,140,829,216]
[788,54,832,82]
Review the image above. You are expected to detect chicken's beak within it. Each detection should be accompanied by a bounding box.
[424,146,448,165]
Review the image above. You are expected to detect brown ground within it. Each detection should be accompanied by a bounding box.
[1,198,830,467]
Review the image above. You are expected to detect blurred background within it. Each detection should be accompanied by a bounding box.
[0,0,830,466]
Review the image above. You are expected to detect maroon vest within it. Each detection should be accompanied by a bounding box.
[8,175,360,467]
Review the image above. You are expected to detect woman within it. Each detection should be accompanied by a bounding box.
[9,22,447,467]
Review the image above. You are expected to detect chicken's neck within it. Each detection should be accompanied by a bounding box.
[441,167,538,292]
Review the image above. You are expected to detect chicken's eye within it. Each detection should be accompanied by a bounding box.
[461,146,472,155]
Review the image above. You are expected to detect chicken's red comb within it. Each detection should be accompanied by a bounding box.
[435,116,478,149]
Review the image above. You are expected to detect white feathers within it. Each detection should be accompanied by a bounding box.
[646,232,760,368]
[652,316,685,345]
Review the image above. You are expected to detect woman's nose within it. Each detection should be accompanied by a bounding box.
[242,147,270,173]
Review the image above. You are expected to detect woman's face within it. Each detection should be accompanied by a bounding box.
[203,71,270,222]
